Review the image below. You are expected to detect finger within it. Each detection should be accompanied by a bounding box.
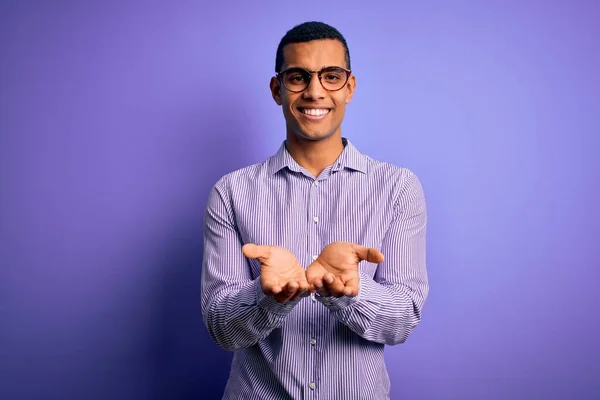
[298,284,310,295]
[342,276,360,297]
[297,280,311,293]
[289,288,308,301]
[263,284,283,296]
[353,245,384,263]
[275,282,299,303]
[242,243,270,260]
[318,287,331,297]
[294,281,310,297]
[285,281,299,293]
[261,276,282,296]
[323,273,335,285]
[274,288,296,303]
[305,265,320,287]
[324,277,346,297]
[310,277,325,291]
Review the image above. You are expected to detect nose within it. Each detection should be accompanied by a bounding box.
[302,73,326,100]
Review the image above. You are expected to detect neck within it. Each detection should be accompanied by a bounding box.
[285,132,345,178]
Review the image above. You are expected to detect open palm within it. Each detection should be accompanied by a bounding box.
[242,243,310,303]
[306,242,384,297]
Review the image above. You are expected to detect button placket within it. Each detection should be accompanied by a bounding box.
[308,178,320,306]
[307,178,321,396]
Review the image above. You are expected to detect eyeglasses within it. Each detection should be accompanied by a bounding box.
[277,66,351,93]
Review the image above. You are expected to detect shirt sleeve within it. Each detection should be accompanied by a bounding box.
[201,180,300,352]
[316,170,429,345]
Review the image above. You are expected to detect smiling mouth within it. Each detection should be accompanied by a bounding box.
[299,108,331,120]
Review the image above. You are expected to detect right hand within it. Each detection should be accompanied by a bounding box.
[242,244,310,303]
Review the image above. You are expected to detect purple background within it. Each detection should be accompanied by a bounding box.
[1,1,599,399]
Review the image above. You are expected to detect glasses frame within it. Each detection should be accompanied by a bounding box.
[276,66,352,93]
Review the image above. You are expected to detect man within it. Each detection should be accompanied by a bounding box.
[201,21,428,399]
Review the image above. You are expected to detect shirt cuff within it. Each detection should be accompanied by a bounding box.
[315,272,377,311]
[255,278,301,315]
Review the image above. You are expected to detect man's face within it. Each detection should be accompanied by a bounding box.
[270,39,356,141]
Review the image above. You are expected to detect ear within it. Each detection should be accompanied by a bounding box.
[270,76,282,105]
[345,74,356,104]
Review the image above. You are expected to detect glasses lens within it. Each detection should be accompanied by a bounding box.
[320,67,348,91]
[282,68,310,92]
[280,67,349,92]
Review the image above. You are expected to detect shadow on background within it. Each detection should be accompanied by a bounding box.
[148,104,262,399]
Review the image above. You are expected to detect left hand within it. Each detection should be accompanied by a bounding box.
[306,242,384,298]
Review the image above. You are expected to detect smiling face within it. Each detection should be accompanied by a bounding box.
[270,39,356,142]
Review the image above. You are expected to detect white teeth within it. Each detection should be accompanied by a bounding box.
[302,109,329,116]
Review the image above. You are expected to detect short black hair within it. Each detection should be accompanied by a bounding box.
[275,21,351,72]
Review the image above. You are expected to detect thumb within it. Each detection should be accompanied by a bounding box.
[353,245,384,263]
[242,243,271,260]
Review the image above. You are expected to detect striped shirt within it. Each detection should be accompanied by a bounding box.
[201,138,428,400]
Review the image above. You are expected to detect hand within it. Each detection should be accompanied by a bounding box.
[306,242,384,298]
[242,244,310,303]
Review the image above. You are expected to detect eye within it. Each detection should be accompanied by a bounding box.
[323,73,342,82]
[321,68,345,82]
[284,69,309,85]
[289,74,306,83]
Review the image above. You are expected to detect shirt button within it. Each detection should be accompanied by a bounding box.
[311,294,316,302]
[310,338,317,345]
[313,216,319,223]
[309,382,316,390]
[312,255,318,261]
[314,180,319,186]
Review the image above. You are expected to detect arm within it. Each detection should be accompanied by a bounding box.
[316,171,429,345]
[200,181,300,351]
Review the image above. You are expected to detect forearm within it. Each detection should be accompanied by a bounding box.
[202,277,300,351]
[320,169,429,345]
[201,182,301,351]
[317,272,428,345]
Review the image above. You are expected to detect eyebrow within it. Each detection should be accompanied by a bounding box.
[284,65,344,70]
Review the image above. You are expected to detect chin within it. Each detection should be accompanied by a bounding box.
[292,124,338,141]
[295,130,336,141]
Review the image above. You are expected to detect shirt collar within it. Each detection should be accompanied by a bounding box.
[268,137,368,175]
